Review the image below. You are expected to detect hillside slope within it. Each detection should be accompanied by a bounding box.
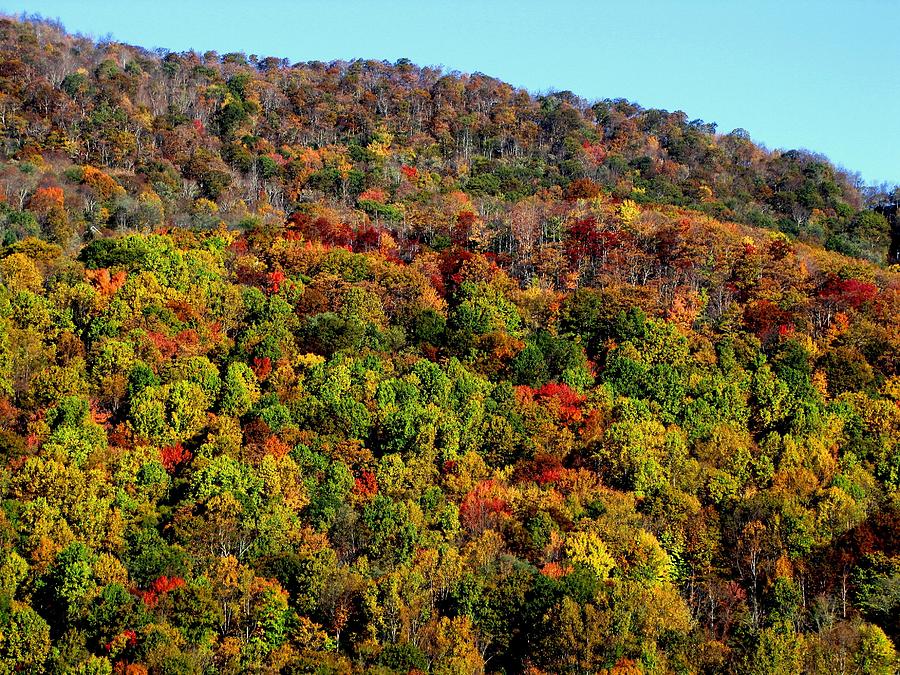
[0,15,897,675]
[0,15,894,264]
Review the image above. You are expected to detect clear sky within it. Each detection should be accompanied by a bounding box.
[7,0,900,185]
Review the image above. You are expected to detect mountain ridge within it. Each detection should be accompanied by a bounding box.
[0,14,895,265]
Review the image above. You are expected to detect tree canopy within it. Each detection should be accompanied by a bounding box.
[0,13,896,675]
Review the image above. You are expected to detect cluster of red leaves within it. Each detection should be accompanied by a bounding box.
[541,562,573,579]
[354,470,378,498]
[652,220,695,269]
[454,211,477,246]
[358,188,388,203]
[400,165,418,180]
[818,276,878,309]
[29,185,64,212]
[174,329,199,351]
[534,382,585,407]
[133,576,185,608]
[607,658,644,675]
[252,356,272,380]
[565,217,602,263]
[267,269,286,294]
[534,382,586,424]
[228,237,249,255]
[89,399,111,427]
[564,216,629,266]
[460,480,511,533]
[146,330,178,359]
[286,212,383,253]
[726,579,747,602]
[711,580,750,640]
[0,398,16,428]
[536,466,565,486]
[354,224,381,252]
[263,435,291,460]
[242,419,270,446]
[436,248,476,295]
[107,422,132,448]
[778,324,796,339]
[742,299,794,341]
[265,151,287,167]
[104,628,138,653]
[513,453,564,485]
[767,236,794,261]
[160,443,192,473]
[581,140,607,165]
[288,213,351,247]
[240,420,291,463]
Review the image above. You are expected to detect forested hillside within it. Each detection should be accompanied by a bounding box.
[0,14,897,675]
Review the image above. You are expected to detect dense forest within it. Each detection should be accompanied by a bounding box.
[0,13,897,675]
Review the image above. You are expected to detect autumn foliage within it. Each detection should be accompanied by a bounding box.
[0,14,895,675]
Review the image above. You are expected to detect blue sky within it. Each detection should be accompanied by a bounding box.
[8,0,900,185]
